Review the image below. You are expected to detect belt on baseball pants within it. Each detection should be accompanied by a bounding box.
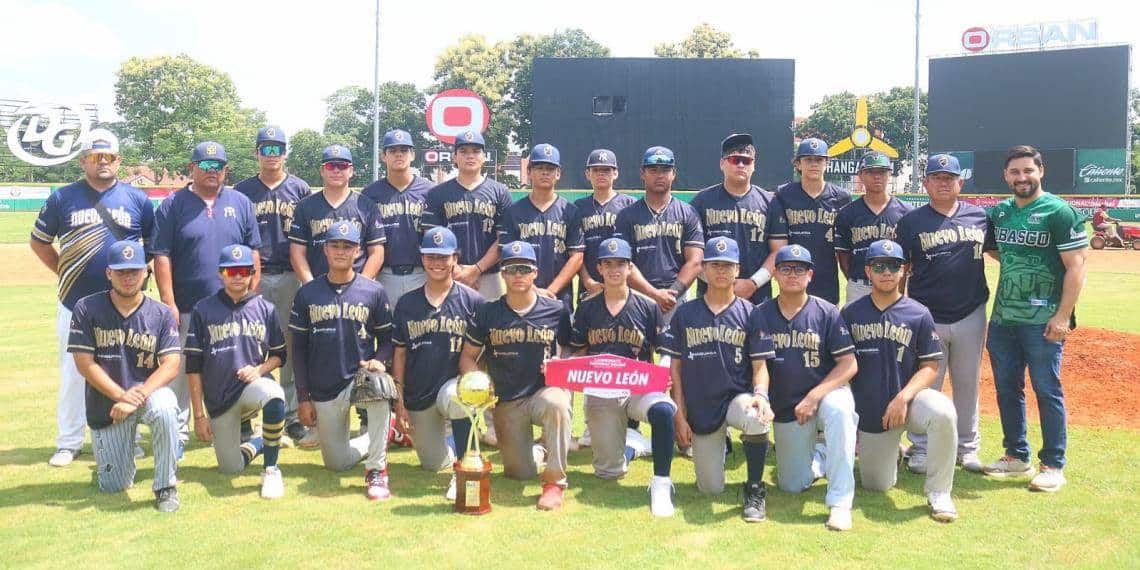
[850,278,871,286]
[386,265,419,276]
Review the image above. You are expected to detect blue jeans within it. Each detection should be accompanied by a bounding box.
[986,322,1067,469]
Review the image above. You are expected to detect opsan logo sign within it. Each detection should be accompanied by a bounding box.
[961,19,1098,53]
[425,89,490,145]
[2,102,97,166]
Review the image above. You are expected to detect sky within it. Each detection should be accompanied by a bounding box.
[3,0,1137,138]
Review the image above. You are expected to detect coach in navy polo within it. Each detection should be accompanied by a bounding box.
[151,141,261,441]
[362,129,435,302]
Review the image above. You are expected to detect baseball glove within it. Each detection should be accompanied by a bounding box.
[350,368,399,404]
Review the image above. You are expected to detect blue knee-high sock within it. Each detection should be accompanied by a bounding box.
[450,418,472,461]
[262,399,285,468]
[647,403,676,477]
[742,435,769,485]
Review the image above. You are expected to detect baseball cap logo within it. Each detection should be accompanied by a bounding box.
[607,240,619,253]
[791,245,803,257]
[598,152,608,161]
[432,231,444,245]
[542,145,553,157]
[395,132,405,142]
[121,245,134,260]
[883,242,894,253]
[338,223,350,236]
[231,246,242,260]
[937,155,949,167]
[266,127,276,137]
[463,131,474,142]
[715,239,728,253]
[511,242,522,254]
[205,144,217,156]
[332,147,342,156]
[809,140,820,150]
[655,148,666,155]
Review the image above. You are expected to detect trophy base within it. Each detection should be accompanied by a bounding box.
[453,459,493,515]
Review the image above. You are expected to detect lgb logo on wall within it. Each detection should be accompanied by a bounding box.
[1,101,99,166]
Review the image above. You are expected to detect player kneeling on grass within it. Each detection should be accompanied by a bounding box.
[750,245,859,531]
[392,227,485,501]
[569,238,677,517]
[659,237,773,522]
[290,221,397,500]
[185,244,288,499]
[459,241,573,511]
[841,240,959,522]
[68,240,182,512]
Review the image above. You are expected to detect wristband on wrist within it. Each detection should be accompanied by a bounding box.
[750,267,772,287]
[752,387,769,400]
[473,261,484,273]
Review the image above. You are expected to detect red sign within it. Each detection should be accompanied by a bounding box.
[545,355,670,399]
[425,89,490,145]
[962,26,990,52]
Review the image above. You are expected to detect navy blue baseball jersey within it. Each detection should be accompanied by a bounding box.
[894,203,989,323]
[234,173,312,273]
[67,293,181,429]
[748,296,855,424]
[31,180,155,310]
[834,197,913,281]
[184,291,287,418]
[769,182,852,304]
[613,197,704,290]
[500,195,584,308]
[289,275,394,403]
[288,191,386,278]
[690,183,778,303]
[658,297,763,435]
[422,178,513,269]
[569,290,662,362]
[150,186,261,314]
[392,282,485,411]
[841,295,944,434]
[360,175,434,269]
[465,295,571,403]
[572,193,637,283]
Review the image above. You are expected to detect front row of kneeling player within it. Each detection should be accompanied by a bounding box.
[72,225,957,527]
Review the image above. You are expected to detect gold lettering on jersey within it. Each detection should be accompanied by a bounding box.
[769,330,821,351]
[206,319,267,344]
[849,321,913,346]
[378,201,424,219]
[917,226,985,251]
[94,326,157,352]
[308,302,371,324]
[704,208,767,230]
[310,218,362,237]
[254,198,297,220]
[684,325,746,348]
[443,199,496,220]
[405,315,467,341]
[632,221,682,242]
[70,206,132,228]
[850,223,898,244]
[586,326,646,351]
[517,220,567,253]
[488,326,555,346]
[579,211,617,233]
[785,208,838,227]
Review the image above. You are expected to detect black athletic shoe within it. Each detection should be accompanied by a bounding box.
[241,419,253,443]
[155,486,180,513]
[285,422,309,442]
[742,482,767,522]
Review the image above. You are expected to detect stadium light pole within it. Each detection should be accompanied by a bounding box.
[912,0,921,192]
[372,0,381,182]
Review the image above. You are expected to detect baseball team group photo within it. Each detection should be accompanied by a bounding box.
[3,2,1140,567]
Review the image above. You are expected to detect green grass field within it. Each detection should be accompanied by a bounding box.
[1,212,1138,568]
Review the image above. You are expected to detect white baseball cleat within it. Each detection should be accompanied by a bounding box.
[826,507,853,531]
[261,466,285,499]
[48,449,80,467]
[648,475,675,517]
[927,491,958,522]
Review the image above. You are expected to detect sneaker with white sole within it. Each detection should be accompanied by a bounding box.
[1028,465,1066,492]
[626,428,651,459]
[649,475,675,517]
[154,486,180,512]
[365,469,391,501]
[297,426,321,449]
[261,466,285,499]
[958,452,983,473]
[927,491,958,522]
[983,455,1035,478]
[810,442,827,480]
[577,427,592,448]
[826,506,852,531]
[445,474,458,501]
[907,452,928,475]
[48,448,80,467]
[741,481,767,522]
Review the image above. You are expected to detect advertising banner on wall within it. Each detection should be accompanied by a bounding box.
[1075,148,1128,194]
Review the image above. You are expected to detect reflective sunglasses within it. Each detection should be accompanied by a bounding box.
[259,144,284,157]
[870,260,903,274]
[196,160,225,172]
[724,155,754,166]
[88,152,120,163]
[222,266,253,277]
[502,264,536,276]
[323,161,352,172]
[776,264,810,276]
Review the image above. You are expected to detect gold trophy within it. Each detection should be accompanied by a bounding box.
[453,371,498,515]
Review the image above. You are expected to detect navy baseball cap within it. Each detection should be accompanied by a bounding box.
[529,143,561,167]
[642,146,675,167]
[454,130,485,148]
[866,239,905,263]
[383,129,413,149]
[218,244,255,268]
[925,154,962,177]
[501,240,538,264]
[586,149,618,168]
[597,238,632,261]
[704,236,740,264]
[775,244,814,268]
[324,220,361,244]
[257,126,287,146]
[795,138,829,158]
[192,141,228,164]
[107,240,147,270]
[721,133,754,155]
[421,227,458,255]
[858,152,892,172]
[322,145,353,164]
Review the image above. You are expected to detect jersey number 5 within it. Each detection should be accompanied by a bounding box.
[802,351,820,368]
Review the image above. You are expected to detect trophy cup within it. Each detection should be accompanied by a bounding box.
[453,371,498,515]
